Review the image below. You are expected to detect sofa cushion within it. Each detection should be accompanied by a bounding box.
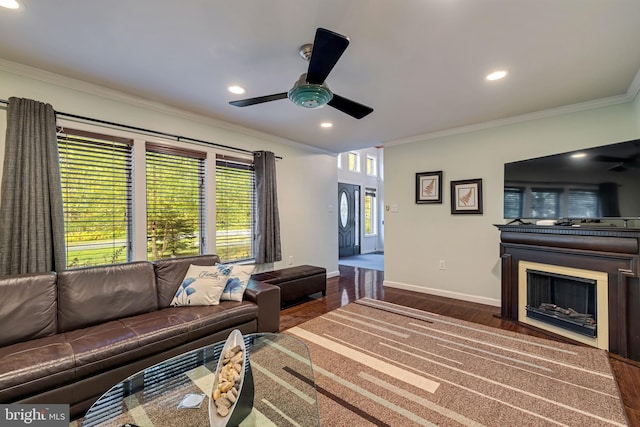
[57,262,158,332]
[177,302,259,341]
[0,334,75,402]
[169,264,227,306]
[0,272,57,347]
[68,303,258,379]
[219,264,256,302]
[65,320,142,379]
[154,255,220,308]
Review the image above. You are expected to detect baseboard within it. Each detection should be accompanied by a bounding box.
[383,280,501,307]
[327,270,340,279]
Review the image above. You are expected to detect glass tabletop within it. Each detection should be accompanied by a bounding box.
[81,333,320,427]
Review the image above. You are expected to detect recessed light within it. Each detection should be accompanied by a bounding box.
[0,0,20,9]
[320,122,333,128]
[228,85,246,95]
[571,152,587,159]
[486,70,508,81]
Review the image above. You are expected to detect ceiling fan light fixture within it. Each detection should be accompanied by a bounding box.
[0,0,20,9]
[228,85,246,95]
[486,70,508,81]
[288,74,333,108]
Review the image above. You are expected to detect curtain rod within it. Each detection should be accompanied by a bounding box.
[0,98,282,159]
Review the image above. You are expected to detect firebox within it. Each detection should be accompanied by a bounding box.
[517,261,609,350]
[525,270,597,338]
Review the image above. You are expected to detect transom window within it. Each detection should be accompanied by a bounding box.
[347,152,360,172]
[366,155,377,176]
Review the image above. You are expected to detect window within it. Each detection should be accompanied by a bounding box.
[366,155,377,176]
[337,154,342,169]
[215,155,255,262]
[364,188,377,235]
[530,188,561,218]
[146,144,206,261]
[58,129,133,268]
[568,189,599,218]
[347,152,360,172]
[504,187,523,218]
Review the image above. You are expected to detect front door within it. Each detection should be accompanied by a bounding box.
[338,183,360,257]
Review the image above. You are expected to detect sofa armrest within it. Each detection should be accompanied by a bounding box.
[244,280,280,332]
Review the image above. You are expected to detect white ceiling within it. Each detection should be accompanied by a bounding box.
[1,1,640,153]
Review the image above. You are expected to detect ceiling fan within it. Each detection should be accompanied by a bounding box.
[592,143,640,172]
[229,28,373,119]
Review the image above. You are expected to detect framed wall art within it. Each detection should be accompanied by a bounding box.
[451,178,483,214]
[415,171,443,204]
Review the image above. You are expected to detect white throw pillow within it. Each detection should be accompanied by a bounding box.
[170,264,227,306]
[219,264,256,302]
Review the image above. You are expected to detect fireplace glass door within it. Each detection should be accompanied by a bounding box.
[526,269,597,337]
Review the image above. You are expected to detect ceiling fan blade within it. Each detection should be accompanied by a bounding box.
[306,28,349,85]
[328,94,373,119]
[229,92,288,107]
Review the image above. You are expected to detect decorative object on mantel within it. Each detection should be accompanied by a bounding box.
[415,171,443,204]
[450,178,483,214]
[209,329,254,426]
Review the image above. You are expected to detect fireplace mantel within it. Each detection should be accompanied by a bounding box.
[496,224,640,361]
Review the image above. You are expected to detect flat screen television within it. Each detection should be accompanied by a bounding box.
[503,138,640,221]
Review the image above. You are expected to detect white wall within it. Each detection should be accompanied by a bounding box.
[384,102,639,306]
[634,90,640,135]
[0,66,339,277]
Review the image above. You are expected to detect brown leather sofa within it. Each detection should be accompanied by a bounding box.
[0,254,280,418]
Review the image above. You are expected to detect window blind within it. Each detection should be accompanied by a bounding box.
[504,187,524,219]
[146,143,206,261]
[58,129,133,268]
[531,188,561,218]
[568,189,600,218]
[215,155,255,262]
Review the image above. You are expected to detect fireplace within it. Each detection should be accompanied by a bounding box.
[518,261,609,350]
[498,224,640,361]
[526,270,596,337]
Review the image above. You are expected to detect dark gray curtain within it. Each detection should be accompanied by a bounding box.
[0,97,65,275]
[254,151,281,264]
[598,182,620,217]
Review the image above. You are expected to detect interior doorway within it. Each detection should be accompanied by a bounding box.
[338,182,360,257]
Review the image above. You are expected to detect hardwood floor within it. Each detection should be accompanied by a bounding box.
[280,265,640,427]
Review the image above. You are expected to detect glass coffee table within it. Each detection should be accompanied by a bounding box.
[81,333,320,426]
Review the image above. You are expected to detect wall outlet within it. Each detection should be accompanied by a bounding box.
[439,260,446,270]
[288,256,294,265]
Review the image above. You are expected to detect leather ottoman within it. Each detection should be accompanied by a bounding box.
[251,265,326,306]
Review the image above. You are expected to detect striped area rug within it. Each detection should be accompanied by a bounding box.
[286,298,628,427]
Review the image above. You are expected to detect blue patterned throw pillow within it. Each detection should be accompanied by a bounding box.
[170,264,227,306]
[219,264,255,302]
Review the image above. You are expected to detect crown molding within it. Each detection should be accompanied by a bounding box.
[384,93,635,148]
[0,58,333,155]
[628,67,640,102]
